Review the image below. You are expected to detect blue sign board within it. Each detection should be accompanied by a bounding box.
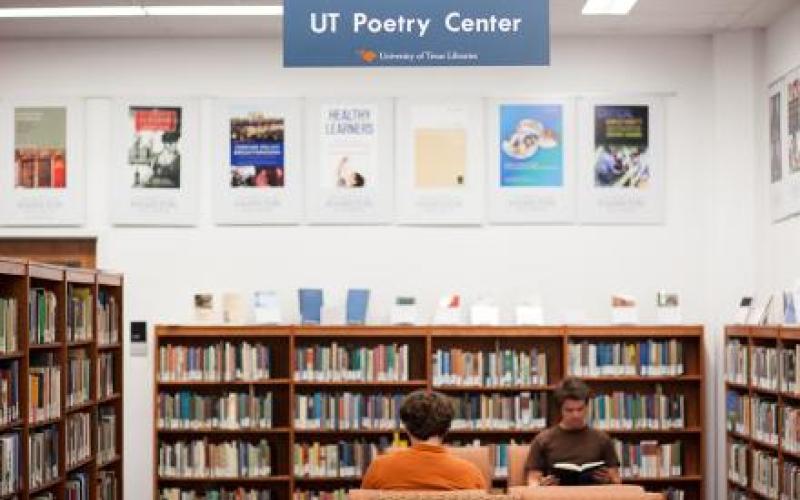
[283,0,550,67]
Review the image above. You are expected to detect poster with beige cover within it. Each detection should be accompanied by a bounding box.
[0,98,85,225]
[396,98,483,224]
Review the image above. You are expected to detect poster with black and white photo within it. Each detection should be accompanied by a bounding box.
[305,98,393,224]
[578,97,665,224]
[111,98,199,226]
[487,98,575,223]
[784,68,800,220]
[0,98,85,225]
[396,98,484,225]
[213,98,302,225]
[769,80,787,222]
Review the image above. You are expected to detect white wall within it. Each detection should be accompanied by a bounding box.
[761,3,800,295]
[0,35,736,499]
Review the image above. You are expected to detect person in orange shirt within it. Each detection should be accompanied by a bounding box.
[361,390,487,491]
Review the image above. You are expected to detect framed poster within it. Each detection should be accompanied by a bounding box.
[487,98,575,224]
[305,98,393,224]
[0,98,85,226]
[110,98,199,226]
[395,98,484,225]
[785,69,800,220]
[768,80,787,222]
[213,98,303,225]
[578,97,665,224]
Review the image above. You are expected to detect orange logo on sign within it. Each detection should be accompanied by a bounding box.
[358,49,378,63]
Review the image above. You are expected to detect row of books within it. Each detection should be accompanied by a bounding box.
[295,392,402,431]
[293,491,345,500]
[0,297,18,354]
[782,461,800,500]
[0,362,19,426]
[588,389,686,431]
[161,489,272,500]
[98,406,117,463]
[99,352,116,398]
[29,425,59,489]
[726,391,749,435]
[614,440,682,479]
[66,412,91,467]
[294,344,409,383]
[67,286,93,342]
[158,439,272,478]
[29,354,60,423]
[0,433,19,496]
[752,396,779,445]
[158,391,273,430]
[728,490,747,500]
[67,349,91,407]
[753,449,779,499]
[431,348,548,387]
[567,340,685,377]
[450,392,547,430]
[752,346,779,391]
[29,288,57,345]
[726,340,748,385]
[728,440,748,487]
[159,343,272,382]
[293,440,387,478]
[98,470,118,500]
[784,406,800,453]
[66,471,89,500]
[98,290,120,346]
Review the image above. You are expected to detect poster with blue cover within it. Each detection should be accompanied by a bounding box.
[499,104,563,187]
[229,107,285,188]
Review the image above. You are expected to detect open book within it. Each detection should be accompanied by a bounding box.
[551,461,605,485]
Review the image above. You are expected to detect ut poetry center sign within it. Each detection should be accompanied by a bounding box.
[283,0,550,67]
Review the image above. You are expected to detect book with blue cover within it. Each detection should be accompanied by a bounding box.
[346,289,370,325]
[298,289,323,324]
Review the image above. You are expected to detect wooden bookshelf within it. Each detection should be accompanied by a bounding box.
[154,324,705,500]
[0,256,124,500]
[724,325,800,500]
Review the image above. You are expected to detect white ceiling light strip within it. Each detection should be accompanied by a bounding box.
[582,0,639,15]
[0,6,145,18]
[0,5,284,18]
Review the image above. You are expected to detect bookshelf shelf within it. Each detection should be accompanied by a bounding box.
[98,342,122,350]
[28,416,63,430]
[623,476,703,483]
[0,351,23,360]
[66,399,96,414]
[97,455,122,469]
[158,476,291,483]
[0,421,21,433]
[157,427,291,435]
[155,324,705,500]
[97,394,122,405]
[29,477,65,496]
[432,385,555,392]
[67,455,96,472]
[28,342,62,350]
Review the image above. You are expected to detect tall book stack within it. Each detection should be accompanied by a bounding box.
[1,259,125,499]
[725,325,800,500]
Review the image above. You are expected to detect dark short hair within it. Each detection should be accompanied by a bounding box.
[399,390,453,440]
[554,377,590,409]
[353,172,365,187]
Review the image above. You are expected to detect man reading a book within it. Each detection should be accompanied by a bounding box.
[525,377,621,486]
[361,390,487,490]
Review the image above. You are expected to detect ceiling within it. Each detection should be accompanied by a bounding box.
[0,0,797,39]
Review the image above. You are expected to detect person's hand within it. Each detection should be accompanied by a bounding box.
[538,475,558,486]
[591,468,611,484]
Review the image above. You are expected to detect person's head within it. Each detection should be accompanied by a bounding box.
[351,172,365,187]
[161,131,180,150]
[399,390,453,444]
[554,377,591,430]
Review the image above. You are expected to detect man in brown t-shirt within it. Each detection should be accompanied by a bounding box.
[525,377,621,486]
[361,390,487,490]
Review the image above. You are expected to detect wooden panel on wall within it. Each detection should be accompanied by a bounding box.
[0,237,96,268]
